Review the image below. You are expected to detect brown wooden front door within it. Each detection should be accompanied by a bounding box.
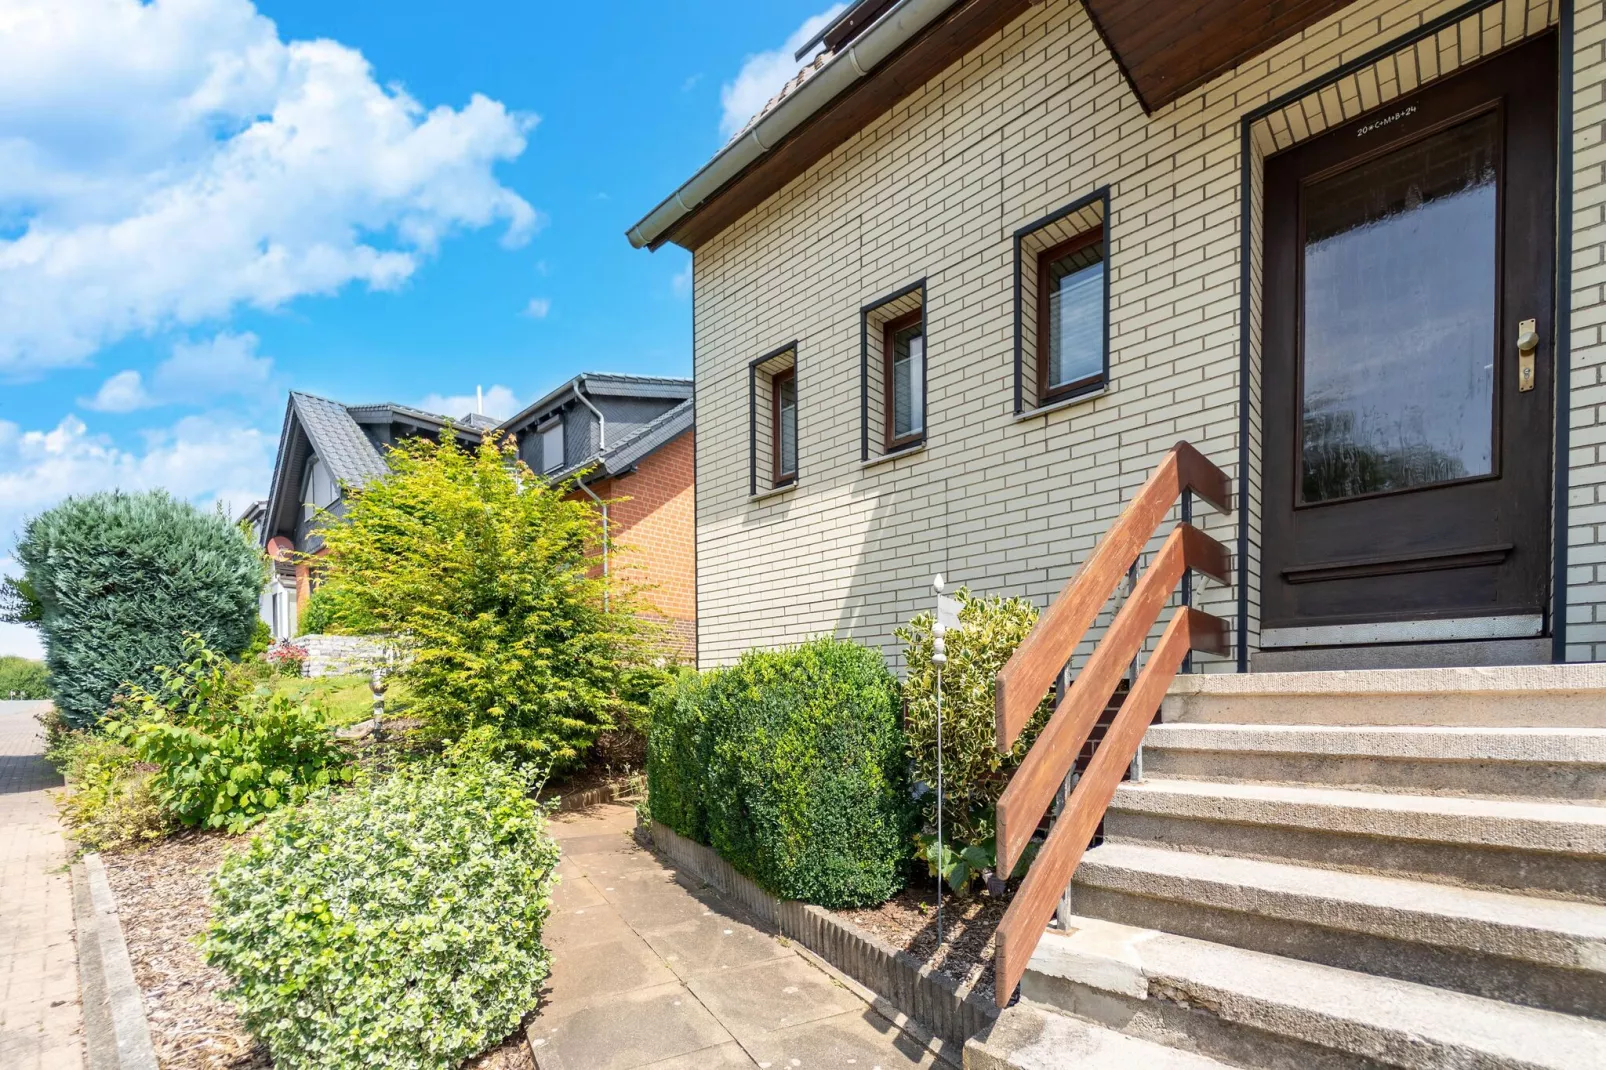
[1260,35,1556,646]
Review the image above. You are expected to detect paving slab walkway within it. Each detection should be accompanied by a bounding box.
[532,804,944,1070]
[0,701,84,1070]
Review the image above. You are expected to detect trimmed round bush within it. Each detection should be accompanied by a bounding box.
[10,491,263,727]
[650,637,914,908]
[202,745,559,1070]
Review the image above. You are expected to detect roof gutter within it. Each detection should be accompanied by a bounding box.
[625,0,959,250]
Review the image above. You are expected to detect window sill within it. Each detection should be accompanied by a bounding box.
[860,442,926,469]
[1014,384,1108,422]
[749,482,799,503]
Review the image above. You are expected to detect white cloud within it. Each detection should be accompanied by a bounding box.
[416,384,521,422]
[671,261,692,300]
[718,5,846,140]
[83,330,273,411]
[523,297,551,319]
[0,0,540,375]
[84,369,152,413]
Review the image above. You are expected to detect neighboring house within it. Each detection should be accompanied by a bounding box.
[252,393,486,639]
[250,376,697,658]
[499,374,698,656]
[628,0,1606,674]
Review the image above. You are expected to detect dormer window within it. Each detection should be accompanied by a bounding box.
[539,418,564,473]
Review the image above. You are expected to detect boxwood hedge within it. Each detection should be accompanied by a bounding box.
[647,637,913,908]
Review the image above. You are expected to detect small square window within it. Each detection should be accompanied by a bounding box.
[749,343,798,495]
[884,311,925,450]
[1038,228,1106,403]
[773,368,797,485]
[540,421,564,473]
[860,280,926,462]
[1015,189,1110,414]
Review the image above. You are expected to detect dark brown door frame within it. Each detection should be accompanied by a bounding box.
[1231,6,1571,669]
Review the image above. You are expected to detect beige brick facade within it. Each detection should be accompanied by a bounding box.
[691,0,1604,669]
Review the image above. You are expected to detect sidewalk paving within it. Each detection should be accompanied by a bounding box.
[0,701,84,1070]
[532,804,943,1070]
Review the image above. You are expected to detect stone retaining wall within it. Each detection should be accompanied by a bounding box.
[298,635,391,678]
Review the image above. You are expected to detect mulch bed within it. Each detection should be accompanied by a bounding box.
[835,882,1007,1007]
[99,832,535,1070]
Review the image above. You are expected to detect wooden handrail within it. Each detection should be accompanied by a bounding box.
[989,442,1232,1007]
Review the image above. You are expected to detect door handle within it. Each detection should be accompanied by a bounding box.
[1517,318,1538,393]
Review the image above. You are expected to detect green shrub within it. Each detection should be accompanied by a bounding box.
[896,588,1053,890]
[312,432,654,769]
[649,637,914,908]
[113,637,351,833]
[241,619,272,661]
[203,740,560,1070]
[5,491,264,728]
[296,585,378,637]
[52,730,169,853]
[0,655,50,699]
[644,669,711,842]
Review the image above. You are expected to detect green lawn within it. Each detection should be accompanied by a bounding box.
[268,674,413,728]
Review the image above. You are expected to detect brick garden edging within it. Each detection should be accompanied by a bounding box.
[637,817,998,1057]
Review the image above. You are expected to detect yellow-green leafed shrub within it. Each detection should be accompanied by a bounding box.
[53,731,169,853]
[897,588,1054,888]
[648,638,914,908]
[203,741,560,1070]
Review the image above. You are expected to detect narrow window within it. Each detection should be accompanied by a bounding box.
[772,368,797,485]
[883,309,925,451]
[540,421,564,473]
[1038,227,1106,403]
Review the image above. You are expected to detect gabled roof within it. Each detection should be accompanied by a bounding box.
[289,392,392,487]
[260,392,478,546]
[497,373,693,437]
[548,397,695,484]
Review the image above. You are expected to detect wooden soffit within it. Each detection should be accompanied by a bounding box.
[661,0,1034,251]
[1082,0,1360,112]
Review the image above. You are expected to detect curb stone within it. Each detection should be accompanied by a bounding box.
[637,817,997,1063]
[75,854,159,1070]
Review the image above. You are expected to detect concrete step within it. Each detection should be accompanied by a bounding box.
[964,1000,1241,1070]
[1140,723,1606,799]
[1105,778,1606,902]
[1162,664,1606,728]
[1069,842,1606,1018]
[1023,916,1606,1070]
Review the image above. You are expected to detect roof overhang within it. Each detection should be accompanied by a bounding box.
[629,0,1371,253]
[626,0,1034,252]
[1081,0,1359,113]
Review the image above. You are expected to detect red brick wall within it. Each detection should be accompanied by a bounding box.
[586,430,697,660]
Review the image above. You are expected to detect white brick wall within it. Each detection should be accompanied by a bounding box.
[692,0,1600,669]
[1572,0,1606,661]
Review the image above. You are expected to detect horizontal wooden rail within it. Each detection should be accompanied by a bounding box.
[993,524,1228,876]
[995,442,1230,751]
[995,608,1227,1005]
[987,441,1232,1008]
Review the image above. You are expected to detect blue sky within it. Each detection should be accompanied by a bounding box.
[0,0,846,656]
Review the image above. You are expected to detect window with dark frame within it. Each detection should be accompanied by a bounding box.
[883,309,925,451]
[1037,226,1106,404]
[1012,187,1109,416]
[749,342,798,497]
[772,368,797,486]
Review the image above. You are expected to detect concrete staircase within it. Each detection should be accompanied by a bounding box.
[966,665,1606,1070]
